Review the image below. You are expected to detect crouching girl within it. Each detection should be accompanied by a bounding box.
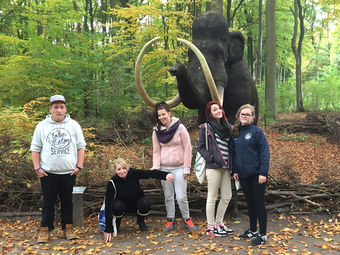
[103,158,174,242]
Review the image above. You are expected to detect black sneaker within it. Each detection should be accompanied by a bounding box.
[239,229,258,239]
[251,234,267,246]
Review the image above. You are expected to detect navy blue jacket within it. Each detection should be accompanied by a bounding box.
[197,123,230,169]
[229,124,270,178]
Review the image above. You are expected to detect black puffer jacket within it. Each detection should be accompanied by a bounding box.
[197,123,230,169]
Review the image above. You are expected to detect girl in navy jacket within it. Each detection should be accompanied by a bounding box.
[230,104,270,246]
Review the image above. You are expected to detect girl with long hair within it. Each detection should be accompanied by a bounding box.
[152,102,197,232]
[197,101,234,236]
[230,104,270,246]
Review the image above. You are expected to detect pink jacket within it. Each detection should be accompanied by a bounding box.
[152,118,192,174]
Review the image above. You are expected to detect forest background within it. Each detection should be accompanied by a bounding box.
[0,0,339,213]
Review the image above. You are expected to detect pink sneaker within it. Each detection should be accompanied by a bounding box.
[206,226,216,236]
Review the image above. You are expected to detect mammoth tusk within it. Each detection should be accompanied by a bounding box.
[176,38,222,105]
[135,37,181,108]
[217,87,224,106]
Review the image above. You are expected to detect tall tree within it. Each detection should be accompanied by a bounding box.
[291,0,305,112]
[255,0,263,84]
[226,0,245,28]
[265,0,277,119]
[206,0,223,14]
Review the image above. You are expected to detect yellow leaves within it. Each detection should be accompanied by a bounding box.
[321,243,331,249]
[2,213,340,254]
[146,233,158,239]
[41,244,50,250]
[106,242,113,247]
[282,227,300,233]
[323,237,333,242]
[53,245,68,251]
[279,214,286,220]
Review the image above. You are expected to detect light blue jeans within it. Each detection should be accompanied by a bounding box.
[161,167,190,219]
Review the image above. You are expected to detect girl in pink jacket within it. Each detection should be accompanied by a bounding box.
[152,102,197,232]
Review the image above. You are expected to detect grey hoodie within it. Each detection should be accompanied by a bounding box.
[30,114,86,174]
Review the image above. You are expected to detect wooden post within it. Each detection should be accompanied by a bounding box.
[72,186,86,226]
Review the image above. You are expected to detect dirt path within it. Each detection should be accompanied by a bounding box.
[1,212,339,254]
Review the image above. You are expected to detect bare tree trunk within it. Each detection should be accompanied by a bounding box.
[206,0,223,14]
[72,0,82,33]
[34,0,43,36]
[255,0,263,84]
[244,8,255,77]
[265,0,277,119]
[162,16,169,97]
[226,0,231,26]
[101,0,107,43]
[228,0,244,27]
[108,0,118,37]
[247,34,254,76]
[291,0,305,112]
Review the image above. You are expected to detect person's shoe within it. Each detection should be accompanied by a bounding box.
[37,227,50,243]
[217,223,234,235]
[239,229,258,239]
[163,218,176,232]
[64,224,77,240]
[213,225,227,236]
[183,218,197,231]
[206,226,216,236]
[137,215,147,232]
[251,234,267,246]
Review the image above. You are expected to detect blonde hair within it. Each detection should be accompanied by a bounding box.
[113,157,129,170]
[231,104,256,137]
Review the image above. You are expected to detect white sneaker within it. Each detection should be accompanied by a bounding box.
[216,224,234,236]
[218,223,234,235]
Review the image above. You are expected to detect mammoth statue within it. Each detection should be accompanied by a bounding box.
[135,11,258,124]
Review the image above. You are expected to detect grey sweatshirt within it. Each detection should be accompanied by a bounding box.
[30,114,86,174]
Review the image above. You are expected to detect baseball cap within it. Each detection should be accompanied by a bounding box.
[50,94,66,104]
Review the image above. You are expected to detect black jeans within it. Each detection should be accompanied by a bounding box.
[112,196,151,217]
[40,173,76,230]
[239,174,267,235]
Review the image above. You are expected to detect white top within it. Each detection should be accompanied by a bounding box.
[30,114,86,174]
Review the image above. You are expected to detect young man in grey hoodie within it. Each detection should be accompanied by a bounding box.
[30,95,86,243]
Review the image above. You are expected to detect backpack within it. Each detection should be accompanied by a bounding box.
[98,180,118,236]
[194,124,208,184]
